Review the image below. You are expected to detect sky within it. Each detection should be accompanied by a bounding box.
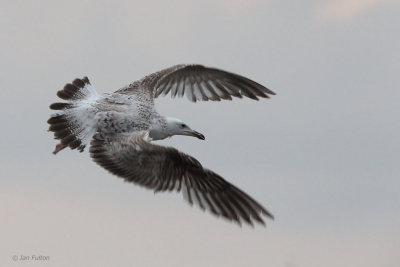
[0,0,399,266]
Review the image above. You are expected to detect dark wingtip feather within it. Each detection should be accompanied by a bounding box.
[82,76,90,84]
[69,139,82,149]
[50,102,73,110]
[262,209,275,220]
[72,78,85,88]
[54,129,70,139]
[63,83,78,94]
[61,135,76,145]
[57,90,73,100]
[47,115,67,125]
[55,78,91,101]
[263,87,276,95]
[49,123,67,132]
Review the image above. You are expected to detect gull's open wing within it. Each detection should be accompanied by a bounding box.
[116,64,275,102]
[89,132,274,226]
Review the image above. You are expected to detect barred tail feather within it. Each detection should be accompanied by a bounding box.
[48,77,100,154]
[56,77,95,101]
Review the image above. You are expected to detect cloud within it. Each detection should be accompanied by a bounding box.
[317,0,399,21]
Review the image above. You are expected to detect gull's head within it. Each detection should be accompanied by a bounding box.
[166,117,205,140]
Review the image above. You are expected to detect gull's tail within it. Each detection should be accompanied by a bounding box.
[47,77,100,154]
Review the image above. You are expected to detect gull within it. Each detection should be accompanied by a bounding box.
[47,64,276,226]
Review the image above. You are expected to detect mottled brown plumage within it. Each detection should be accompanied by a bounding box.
[117,64,275,102]
[47,64,275,226]
[90,132,274,226]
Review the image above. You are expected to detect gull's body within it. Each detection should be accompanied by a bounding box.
[48,64,276,226]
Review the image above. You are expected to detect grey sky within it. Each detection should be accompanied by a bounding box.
[1,0,399,266]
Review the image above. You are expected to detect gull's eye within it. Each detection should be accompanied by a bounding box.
[181,124,186,128]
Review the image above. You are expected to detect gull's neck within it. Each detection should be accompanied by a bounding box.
[149,114,168,140]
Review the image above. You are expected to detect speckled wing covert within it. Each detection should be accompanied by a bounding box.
[118,64,275,102]
[89,132,274,226]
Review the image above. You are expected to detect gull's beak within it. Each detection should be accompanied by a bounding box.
[187,130,205,140]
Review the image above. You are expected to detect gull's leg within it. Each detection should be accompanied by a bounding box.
[53,143,67,155]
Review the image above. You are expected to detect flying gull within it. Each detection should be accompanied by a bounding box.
[47,64,276,226]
